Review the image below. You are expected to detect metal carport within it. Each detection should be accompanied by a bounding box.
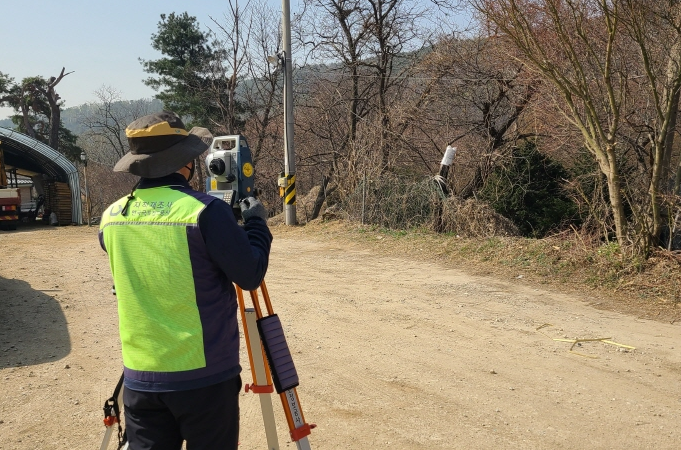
[0,127,82,224]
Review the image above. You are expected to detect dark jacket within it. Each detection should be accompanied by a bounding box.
[100,174,272,391]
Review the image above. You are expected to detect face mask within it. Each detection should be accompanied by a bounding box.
[184,162,195,182]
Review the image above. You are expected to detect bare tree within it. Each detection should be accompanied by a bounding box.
[296,0,454,218]
[1,68,73,150]
[239,0,284,164]
[617,1,681,248]
[207,0,256,134]
[472,0,634,244]
[79,86,157,167]
[473,0,681,250]
[203,0,286,207]
[362,0,423,165]
[85,160,139,217]
[299,0,371,145]
[403,35,539,198]
[40,68,73,150]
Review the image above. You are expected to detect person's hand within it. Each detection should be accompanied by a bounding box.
[239,197,267,222]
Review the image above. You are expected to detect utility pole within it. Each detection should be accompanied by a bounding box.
[282,0,297,225]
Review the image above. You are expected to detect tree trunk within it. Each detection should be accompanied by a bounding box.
[458,165,483,199]
[47,98,60,150]
[602,148,627,244]
[658,38,681,246]
[310,170,335,220]
[20,102,36,139]
[663,11,681,185]
[649,140,665,245]
[195,156,206,193]
[44,68,73,150]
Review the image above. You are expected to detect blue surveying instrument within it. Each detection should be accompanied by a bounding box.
[205,134,315,449]
[204,135,256,210]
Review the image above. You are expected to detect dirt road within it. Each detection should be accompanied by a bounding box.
[1,225,680,449]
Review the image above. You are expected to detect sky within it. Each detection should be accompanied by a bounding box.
[0,0,298,120]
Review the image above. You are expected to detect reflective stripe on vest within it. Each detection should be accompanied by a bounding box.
[100,187,208,373]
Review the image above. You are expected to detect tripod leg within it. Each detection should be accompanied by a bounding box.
[244,308,280,450]
[237,286,280,449]
[238,282,315,448]
[281,388,313,450]
[99,426,114,450]
[100,374,127,450]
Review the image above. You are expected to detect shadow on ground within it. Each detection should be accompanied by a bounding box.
[0,220,53,235]
[0,275,71,368]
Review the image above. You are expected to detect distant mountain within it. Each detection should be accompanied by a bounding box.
[0,98,164,134]
[63,98,165,134]
[0,50,428,135]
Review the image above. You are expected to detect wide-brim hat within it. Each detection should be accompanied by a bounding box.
[114,111,213,178]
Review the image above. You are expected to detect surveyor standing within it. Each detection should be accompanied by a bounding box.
[99,111,272,449]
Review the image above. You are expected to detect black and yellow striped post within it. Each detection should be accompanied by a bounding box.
[284,174,296,206]
[278,172,297,221]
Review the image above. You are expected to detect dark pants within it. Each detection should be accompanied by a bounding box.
[123,375,241,450]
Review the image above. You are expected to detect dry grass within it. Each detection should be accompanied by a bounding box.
[270,181,521,237]
[267,183,679,324]
[438,196,520,236]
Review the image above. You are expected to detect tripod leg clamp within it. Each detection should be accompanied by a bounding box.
[245,383,274,394]
[257,314,299,394]
[291,423,316,442]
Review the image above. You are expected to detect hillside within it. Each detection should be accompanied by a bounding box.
[0,52,420,134]
[0,98,164,134]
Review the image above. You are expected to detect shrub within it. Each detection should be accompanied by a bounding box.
[338,175,520,237]
[342,175,441,229]
[478,141,579,237]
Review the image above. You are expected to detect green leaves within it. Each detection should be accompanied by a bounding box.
[1,70,83,162]
[479,142,579,238]
[0,71,14,98]
[141,12,230,129]
[150,13,213,65]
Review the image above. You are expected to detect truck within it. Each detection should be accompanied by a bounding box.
[0,142,21,230]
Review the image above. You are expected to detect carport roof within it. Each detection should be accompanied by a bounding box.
[0,127,82,224]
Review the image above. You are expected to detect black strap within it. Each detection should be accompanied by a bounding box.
[103,372,127,449]
[121,180,141,216]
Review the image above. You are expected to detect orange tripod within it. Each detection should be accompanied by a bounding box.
[236,281,315,450]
